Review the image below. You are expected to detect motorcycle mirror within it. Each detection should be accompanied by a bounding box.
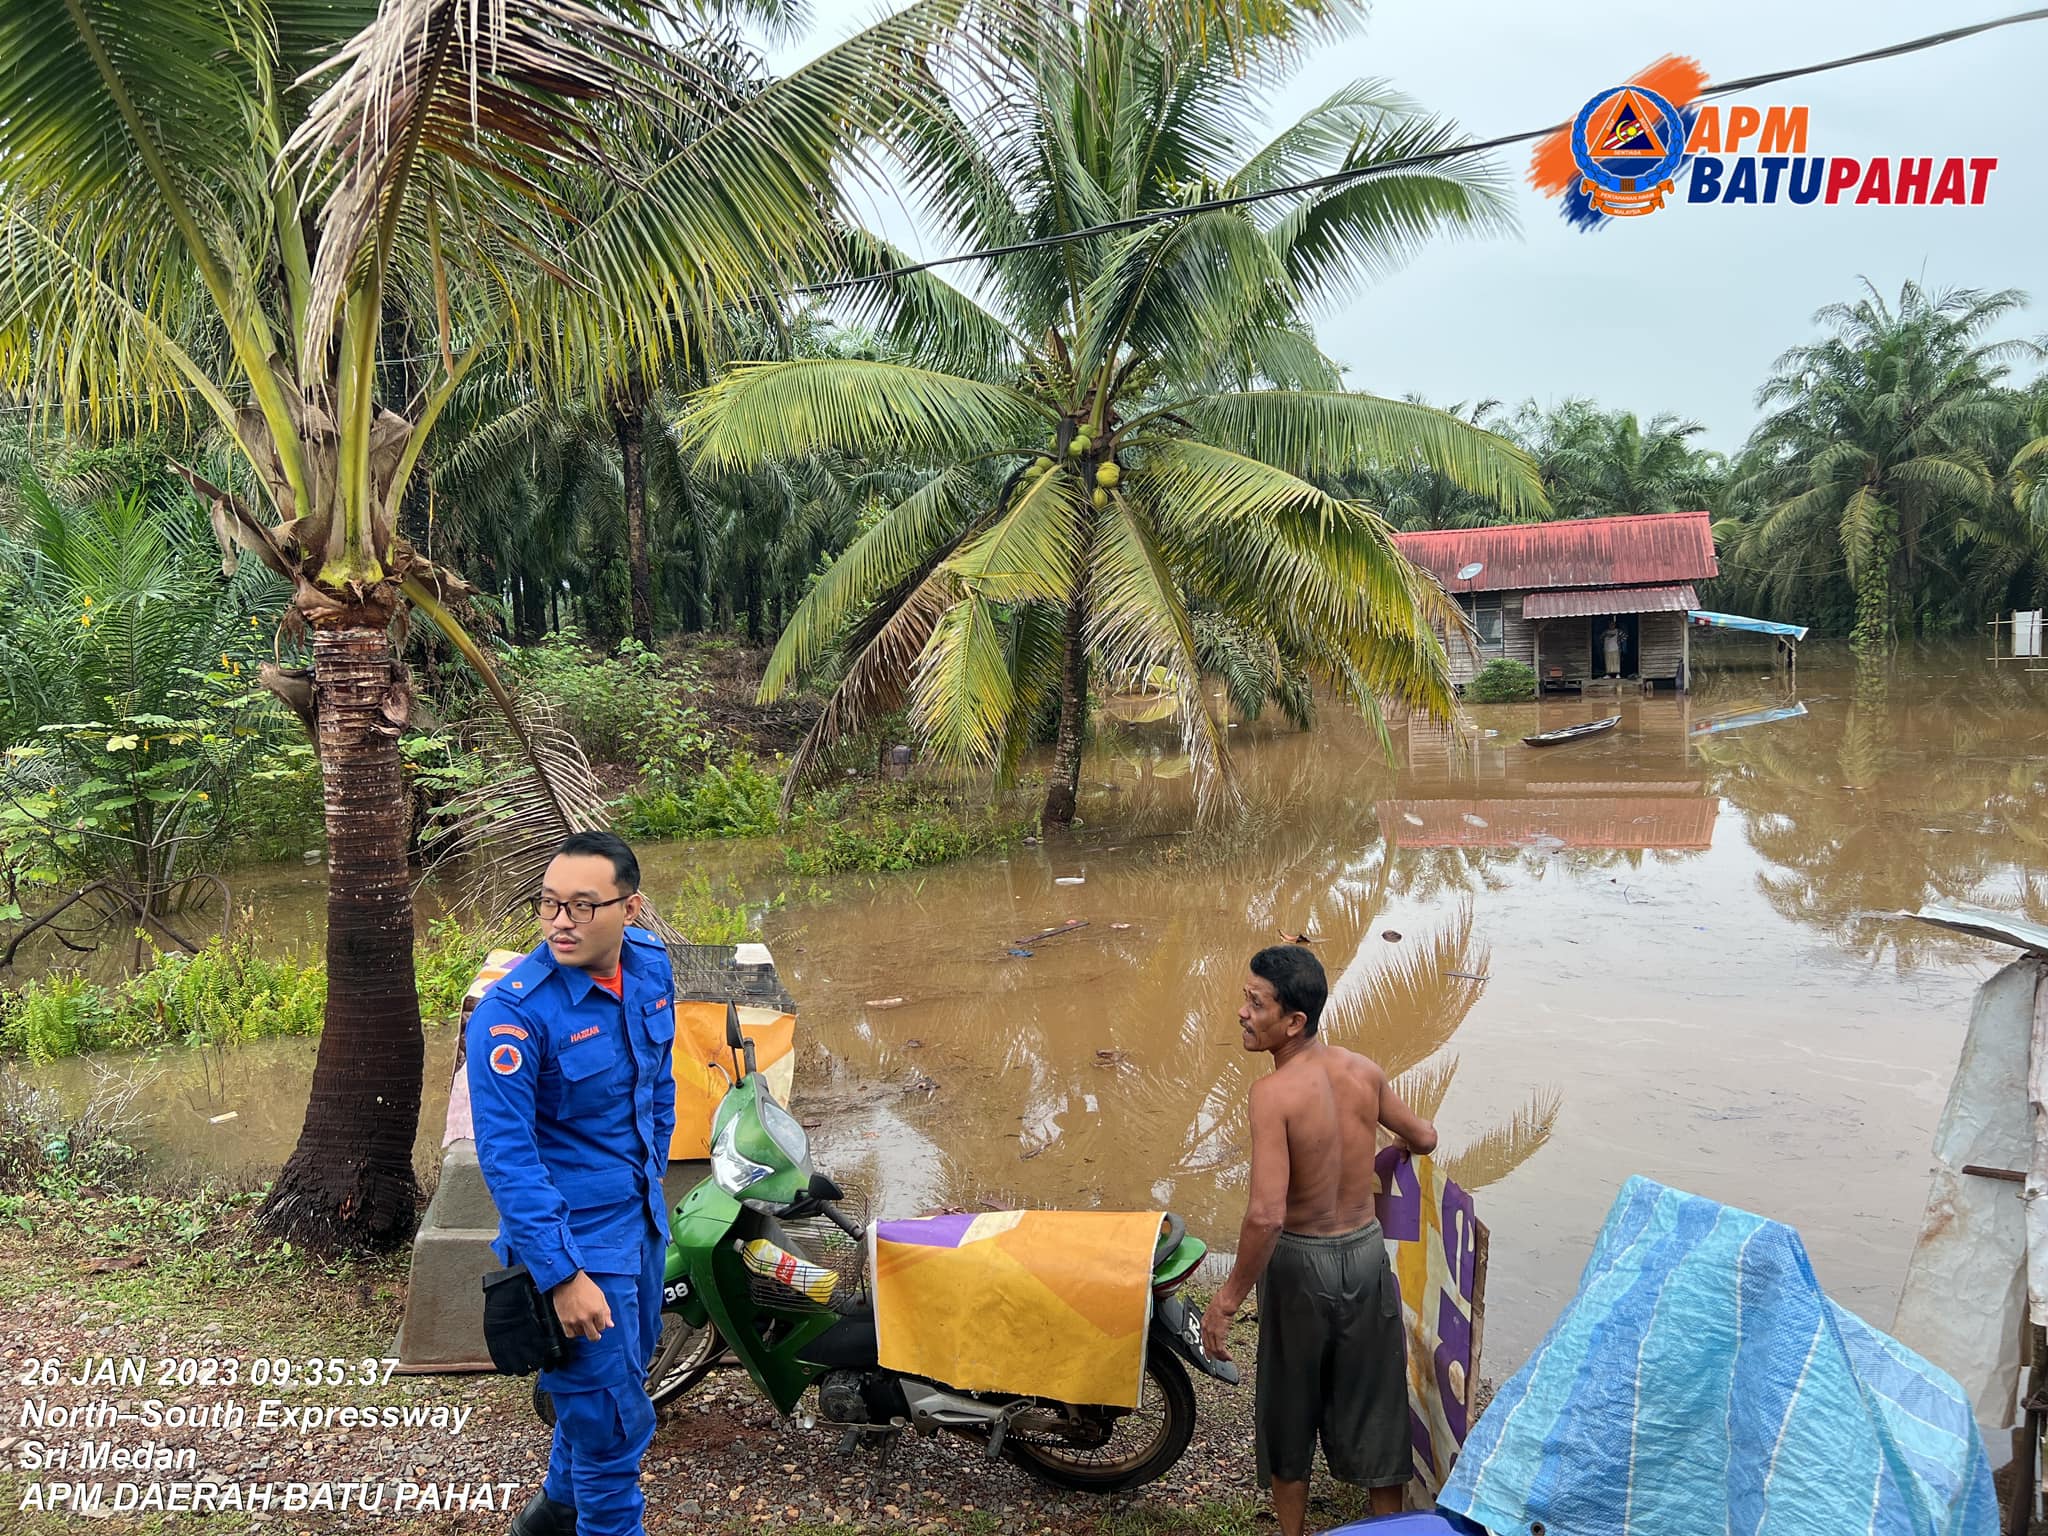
[725,999,757,1077]
[808,1172,843,1202]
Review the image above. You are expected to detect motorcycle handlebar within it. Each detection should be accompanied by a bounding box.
[819,1200,865,1241]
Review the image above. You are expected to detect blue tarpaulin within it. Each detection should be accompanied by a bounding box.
[1438,1178,1998,1536]
[1688,609,1810,641]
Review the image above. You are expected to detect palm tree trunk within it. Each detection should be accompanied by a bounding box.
[1042,596,1089,829]
[744,554,764,643]
[257,607,423,1251]
[613,385,655,647]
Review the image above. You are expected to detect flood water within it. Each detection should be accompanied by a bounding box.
[24,641,2048,1376]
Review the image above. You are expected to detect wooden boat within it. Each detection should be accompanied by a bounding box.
[1521,714,1620,748]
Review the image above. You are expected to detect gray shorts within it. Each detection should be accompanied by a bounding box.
[1254,1220,1409,1489]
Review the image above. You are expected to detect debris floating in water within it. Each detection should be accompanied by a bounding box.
[1381,929,1403,942]
[209,1111,238,1124]
[1110,922,1132,930]
[867,997,906,1009]
[1055,875,1086,886]
[1014,919,1089,946]
[1007,948,1034,958]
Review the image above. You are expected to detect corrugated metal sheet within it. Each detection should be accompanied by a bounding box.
[1377,797,1718,850]
[1523,583,1698,619]
[1393,511,1718,592]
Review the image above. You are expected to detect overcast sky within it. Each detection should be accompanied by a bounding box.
[771,1,2047,452]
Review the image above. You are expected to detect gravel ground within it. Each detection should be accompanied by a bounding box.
[0,1209,1386,1535]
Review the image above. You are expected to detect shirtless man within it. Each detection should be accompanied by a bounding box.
[1201,944,1438,1533]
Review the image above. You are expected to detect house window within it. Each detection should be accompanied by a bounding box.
[1461,593,1504,652]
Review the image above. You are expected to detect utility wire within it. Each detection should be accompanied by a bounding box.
[797,6,2048,298]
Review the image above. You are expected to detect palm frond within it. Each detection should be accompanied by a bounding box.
[1172,390,1546,518]
[758,464,989,701]
[948,463,1088,603]
[1439,1087,1561,1192]
[683,358,1053,472]
[781,566,955,806]
[1319,903,1487,1077]
[1264,110,1514,306]
[1392,1053,1458,1120]
[826,225,1023,380]
[424,692,683,940]
[1089,495,1240,820]
[909,587,1015,768]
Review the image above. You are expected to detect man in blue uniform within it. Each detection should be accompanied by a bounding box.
[466,831,676,1536]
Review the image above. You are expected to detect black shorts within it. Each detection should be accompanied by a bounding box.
[1254,1220,1410,1489]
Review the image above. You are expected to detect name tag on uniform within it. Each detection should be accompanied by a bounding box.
[568,1025,601,1044]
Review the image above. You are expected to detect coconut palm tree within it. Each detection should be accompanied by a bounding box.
[684,5,1545,829]
[1733,280,2029,653]
[0,0,1000,1248]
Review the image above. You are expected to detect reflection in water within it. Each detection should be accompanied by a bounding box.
[15,642,2048,1370]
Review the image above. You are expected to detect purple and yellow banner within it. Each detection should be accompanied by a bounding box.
[870,1210,1161,1409]
[1376,1147,1487,1496]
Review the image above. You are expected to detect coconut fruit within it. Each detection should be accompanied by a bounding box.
[1092,487,1109,509]
[1095,461,1121,487]
[1068,434,1091,457]
[1032,457,1054,474]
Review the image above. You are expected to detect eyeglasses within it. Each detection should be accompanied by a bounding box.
[529,895,630,923]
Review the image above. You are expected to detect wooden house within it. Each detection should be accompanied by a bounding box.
[1392,511,1720,691]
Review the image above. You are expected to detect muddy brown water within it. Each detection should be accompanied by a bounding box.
[21,641,2048,1375]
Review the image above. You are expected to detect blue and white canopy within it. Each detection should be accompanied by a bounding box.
[1687,609,1809,641]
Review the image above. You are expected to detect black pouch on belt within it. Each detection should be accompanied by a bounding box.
[481,1265,570,1375]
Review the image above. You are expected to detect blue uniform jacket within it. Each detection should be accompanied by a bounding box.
[464,927,677,1290]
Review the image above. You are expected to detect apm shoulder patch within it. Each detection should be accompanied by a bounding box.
[489,1042,524,1076]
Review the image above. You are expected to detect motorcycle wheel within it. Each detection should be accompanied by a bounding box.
[996,1349,1197,1493]
[530,1315,723,1428]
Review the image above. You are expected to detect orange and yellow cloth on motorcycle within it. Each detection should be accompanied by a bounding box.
[870,1210,1163,1410]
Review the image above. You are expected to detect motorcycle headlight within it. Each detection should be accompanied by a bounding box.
[710,1114,774,1194]
[757,1090,811,1171]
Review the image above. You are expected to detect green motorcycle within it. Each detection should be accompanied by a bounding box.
[536,1004,1237,1492]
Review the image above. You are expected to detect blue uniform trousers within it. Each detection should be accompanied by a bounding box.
[537,1230,666,1536]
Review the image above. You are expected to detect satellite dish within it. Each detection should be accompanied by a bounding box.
[1456,561,1485,581]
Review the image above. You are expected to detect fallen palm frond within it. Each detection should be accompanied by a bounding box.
[421,692,680,946]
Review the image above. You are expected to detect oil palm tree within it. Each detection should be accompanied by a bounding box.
[1542,409,1720,519]
[684,6,1545,829]
[1733,280,2029,653]
[0,0,998,1248]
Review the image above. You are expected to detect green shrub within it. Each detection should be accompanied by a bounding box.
[666,873,757,945]
[0,917,535,1064]
[784,800,1023,876]
[235,744,325,863]
[0,939,324,1059]
[616,754,781,841]
[508,630,710,772]
[117,939,325,1049]
[414,917,526,1021]
[0,975,115,1063]
[1467,658,1538,703]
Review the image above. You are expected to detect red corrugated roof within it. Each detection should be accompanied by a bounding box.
[1522,583,1698,619]
[1392,511,1718,592]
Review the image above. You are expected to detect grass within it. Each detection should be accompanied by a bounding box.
[0,917,520,1064]
[784,786,1030,876]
